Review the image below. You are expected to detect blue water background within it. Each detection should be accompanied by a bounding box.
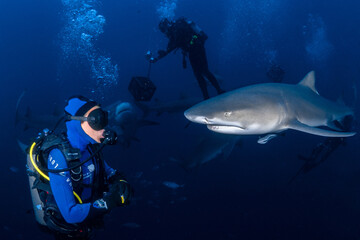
[1,0,360,239]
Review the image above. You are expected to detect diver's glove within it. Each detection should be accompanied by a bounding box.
[107,179,133,207]
[88,173,133,219]
[108,172,133,206]
[88,191,119,218]
[90,181,132,216]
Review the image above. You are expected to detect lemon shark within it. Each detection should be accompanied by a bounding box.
[184,71,356,143]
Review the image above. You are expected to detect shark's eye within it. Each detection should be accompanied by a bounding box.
[224,111,232,118]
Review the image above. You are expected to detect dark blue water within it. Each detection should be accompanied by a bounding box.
[1,0,360,239]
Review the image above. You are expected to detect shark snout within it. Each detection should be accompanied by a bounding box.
[184,110,198,122]
[184,110,213,124]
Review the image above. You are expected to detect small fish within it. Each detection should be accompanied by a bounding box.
[10,167,19,173]
[134,171,143,178]
[162,181,184,190]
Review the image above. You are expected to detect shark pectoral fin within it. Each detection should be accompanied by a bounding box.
[288,121,356,137]
[257,134,278,144]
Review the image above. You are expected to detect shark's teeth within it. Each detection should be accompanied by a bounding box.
[208,125,219,130]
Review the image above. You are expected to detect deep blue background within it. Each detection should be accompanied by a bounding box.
[1,0,360,239]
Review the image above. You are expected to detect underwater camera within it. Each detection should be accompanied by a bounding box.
[128,50,157,101]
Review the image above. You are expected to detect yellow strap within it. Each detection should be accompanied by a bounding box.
[29,142,49,181]
[119,180,127,204]
[29,142,83,204]
[72,191,83,204]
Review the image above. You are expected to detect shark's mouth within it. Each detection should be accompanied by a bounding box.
[207,124,245,132]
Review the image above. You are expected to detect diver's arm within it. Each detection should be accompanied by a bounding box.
[104,160,116,179]
[165,40,177,56]
[85,161,127,218]
[48,149,91,224]
[152,41,177,62]
[88,168,133,217]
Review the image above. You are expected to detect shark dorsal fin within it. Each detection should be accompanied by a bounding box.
[298,71,319,94]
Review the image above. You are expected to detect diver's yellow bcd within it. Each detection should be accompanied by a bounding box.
[29,141,82,203]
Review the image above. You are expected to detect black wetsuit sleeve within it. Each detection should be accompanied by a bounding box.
[155,40,177,61]
[166,40,177,54]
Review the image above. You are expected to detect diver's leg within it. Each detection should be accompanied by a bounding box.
[195,71,209,99]
[189,48,209,99]
[203,70,224,94]
[195,44,224,95]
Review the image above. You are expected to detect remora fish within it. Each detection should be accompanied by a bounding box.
[184,71,355,143]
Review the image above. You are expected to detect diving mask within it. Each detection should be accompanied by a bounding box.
[68,108,109,131]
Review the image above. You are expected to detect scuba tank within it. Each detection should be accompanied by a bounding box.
[187,20,208,43]
[26,128,83,227]
[27,151,47,226]
[26,128,53,226]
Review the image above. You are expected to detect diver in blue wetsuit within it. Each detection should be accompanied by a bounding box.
[27,96,133,240]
